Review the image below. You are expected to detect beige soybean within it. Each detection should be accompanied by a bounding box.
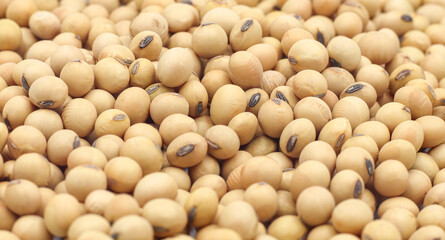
[307,224,337,240]
[423,182,445,207]
[239,156,282,190]
[161,167,191,191]
[133,172,178,207]
[361,220,402,240]
[228,112,258,146]
[2,95,35,130]
[389,62,426,95]
[123,123,160,145]
[358,31,398,65]
[341,134,379,162]
[28,76,68,109]
[261,71,287,95]
[294,96,332,133]
[221,151,253,180]
[290,160,331,200]
[62,98,97,138]
[230,18,262,52]
[129,58,155,88]
[150,92,189,125]
[110,215,154,240]
[65,165,107,202]
[258,98,293,138]
[279,118,316,159]
[49,45,85,76]
[94,109,130,138]
[378,139,417,169]
[12,215,51,240]
[291,70,328,99]
[409,225,445,240]
[380,207,417,240]
[0,19,22,51]
[104,194,140,222]
[201,70,231,101]
[415,115,445,148]
[243,182,278,222]
[67,214,110,240]
[270,86,298,109]
[60,60,94,97]
[430,144,445,170]
[318,118,353,153]
[93,134,124,161]
[157,47,193,88]
[269,14,304,41]
[218,201,258,240]
[228,51,263,90]
[142,198,187,238]
[334,12,363,38]
[4,179,41,215]
[332,96,370,130]
[394,86,432,119]
[375,102,412,132]
[84,89,115,115]
[402,169,432,206]
[46,129,79,166]
[297,186,335,227]
[204,55,230,74]
[322,67,355,97]
[327,36,361,71]
[417,204,445,229]
[245,88,269,116]
[105,157,142,193]
[330,169,365,204]
[411,152,440,182]
[303,15,336,45]
[119,136,163,175]
[186,174,223,199]
[299,141,336,173]
[178,78,209,117]
[7,125,46,159]
[166,132,207,168]
[268,215,307,240]
[13,153,50,187]
[331,199,373,235]
[28,11,60,40]
[43,193,83,237]
[192,23,227,59]
[247,43,278,71]
[353,121,391,149]
[321,90,339,111]
[288,39,329,72]
[159,114,197,146]
[94,57,129,94]
[67,146,107,170]
[145,83,175,102]
[206,125,240,160]
[189,155,220,182]
[83,189,115,216]
[115,87,151,124]
[340,82,377,109]
[211,84,247,125]
[130,31,162,61]
[391,120,424,152]
[20,61,55,91]
[374,160,409,197]
[336,147,374,183]
[184,187,219,227]
[267,152,293,171]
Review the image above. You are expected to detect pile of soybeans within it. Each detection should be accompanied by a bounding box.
[2,0,445,239]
